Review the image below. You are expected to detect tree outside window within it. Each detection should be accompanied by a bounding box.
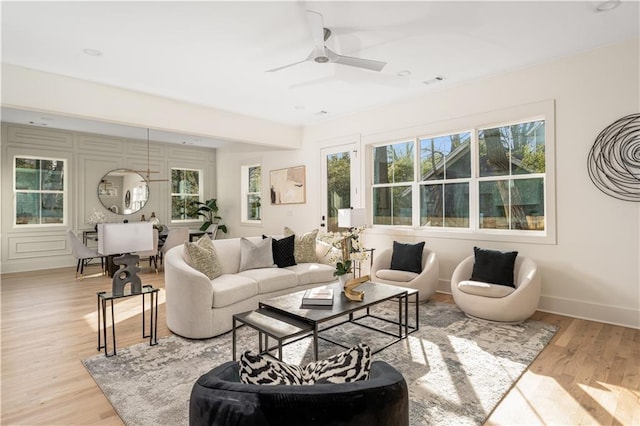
[14,157,65,225]
[171,168,201,220]
[372,141,414,226]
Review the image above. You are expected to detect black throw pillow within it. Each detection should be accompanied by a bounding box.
[390,241,425,274]
[263,234,296,268]
[470,247,518,287]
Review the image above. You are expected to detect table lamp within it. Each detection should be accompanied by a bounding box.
[338,208,367,228]
[98,222,154,296]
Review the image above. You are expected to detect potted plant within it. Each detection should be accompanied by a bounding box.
[190,199,228,234]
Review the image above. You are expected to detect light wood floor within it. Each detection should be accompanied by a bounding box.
[1,266,638,425]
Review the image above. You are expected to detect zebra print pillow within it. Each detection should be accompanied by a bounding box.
[239,351,304,385]
[303,343,371,384]
[238,344,371,386]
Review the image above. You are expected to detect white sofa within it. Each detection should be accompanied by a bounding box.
[164,236,338,338]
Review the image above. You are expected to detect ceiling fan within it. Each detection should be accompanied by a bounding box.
[266,10,386,73]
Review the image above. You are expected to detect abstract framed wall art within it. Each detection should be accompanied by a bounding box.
[270,165,306,205]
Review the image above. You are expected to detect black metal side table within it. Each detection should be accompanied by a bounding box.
[97,285,159,357]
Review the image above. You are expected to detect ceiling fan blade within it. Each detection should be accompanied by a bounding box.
[327,48,386,72]
[266,57,309,73]
[305,10,325,49]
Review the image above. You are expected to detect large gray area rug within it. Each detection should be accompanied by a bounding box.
[83,301,557,425]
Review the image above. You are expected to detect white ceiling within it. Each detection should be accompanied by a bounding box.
[1,1,639,144]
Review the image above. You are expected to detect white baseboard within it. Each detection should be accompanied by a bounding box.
[436,280,639,330]
[538,295,639,330]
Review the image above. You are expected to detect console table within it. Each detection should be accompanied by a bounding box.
[97,285,159,357]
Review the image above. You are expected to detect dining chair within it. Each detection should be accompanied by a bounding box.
[159,227,189,267]
[135,228,159,273]
[67,230,104,279]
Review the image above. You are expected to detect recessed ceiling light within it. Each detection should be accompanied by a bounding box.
[83,48,103,57]
[595,0,621,12]
[315,110,328,116]
[294,105,305,110]
[397,70,411,77]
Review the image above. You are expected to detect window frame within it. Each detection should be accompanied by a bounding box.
[13,155,68,228]
[241,164,262,224]
[364,100,556,245]
[170,167,203,223]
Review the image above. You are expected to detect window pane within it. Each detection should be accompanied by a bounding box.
[511,121,545,175]
[326,151,351,231]
[512,178,544,230]
[40,160,64,191]
[479,180,509,229]
[478,127,511,177]
[172,170,199,195]
[16,192,39,224]
[41,193,64,223]
[420,132,471,181]
[444,183,469,228]
[247,194,261,221]
[15,158,39,190]
[248,166,261,192]
[373,186,412,225]
[479,121,545,177]
[420,184,443,226]
[171,195,199,220]
[479,178,544,231]
[373,141,414,184]
[420,182,469,228]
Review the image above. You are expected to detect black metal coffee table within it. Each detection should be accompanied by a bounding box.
[253,281,419,360]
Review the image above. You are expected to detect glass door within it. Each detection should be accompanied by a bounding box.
[321,143,359,232]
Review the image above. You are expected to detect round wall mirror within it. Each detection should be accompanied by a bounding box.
[98,169,149,215]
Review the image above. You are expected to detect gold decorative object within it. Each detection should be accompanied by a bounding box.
[344,275,369,301]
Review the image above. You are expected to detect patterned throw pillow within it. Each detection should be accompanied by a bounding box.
[284,227,318,263]
[239,351,304,385]
[239,237,274,272]
[183,236,222,280]
[303,343,371,384]
[238,344,372,386]
[264,234,297,268]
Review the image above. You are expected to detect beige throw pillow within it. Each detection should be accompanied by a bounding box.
[183,235,223,280]
[284,227,318,263]
[239,237,274,272]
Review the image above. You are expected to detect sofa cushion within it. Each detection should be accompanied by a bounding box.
[183,236,223,280]
[375,268,418,283]
[284,227,318,263]
[390,241,425,274]
[265,234,297,268]
[239,237,274,272]
[458,280,516,298]
[238,267,298,294]
[471,247,518,287]
[210,275,259,308]
[285,263,336,286]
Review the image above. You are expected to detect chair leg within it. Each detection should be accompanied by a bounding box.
[76,260,81,278]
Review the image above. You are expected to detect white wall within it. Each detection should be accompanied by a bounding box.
[219,39,640,328]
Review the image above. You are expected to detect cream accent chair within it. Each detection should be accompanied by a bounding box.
[370,247,440,302]
[450,255,541,323]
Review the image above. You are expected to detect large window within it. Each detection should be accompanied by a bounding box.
[171,168,201,221]
[372,117,548,236]
[14,156,66,225]
[241,164,261,223]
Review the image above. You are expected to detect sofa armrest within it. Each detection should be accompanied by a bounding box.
[164,245,216,337]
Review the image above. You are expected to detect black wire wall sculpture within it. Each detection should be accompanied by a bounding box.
[587,113,640,202]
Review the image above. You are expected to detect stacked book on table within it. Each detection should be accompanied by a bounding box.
[302,288,334,306]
